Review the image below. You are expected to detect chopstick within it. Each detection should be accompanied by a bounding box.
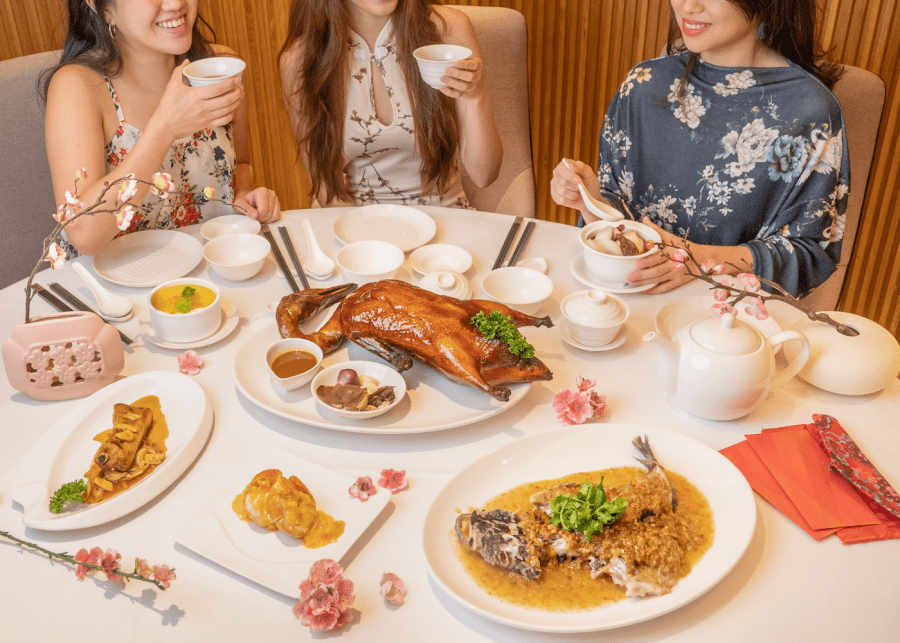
[261,224,301,292]
[492,216,523,270]
[48,282,133,345]
[278,226,311,290]
[31,283,73,313]
[506,220,536,268]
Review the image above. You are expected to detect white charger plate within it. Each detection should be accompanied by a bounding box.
[93,230,204,287]
[569,255,655,294]
[423,424,756,633]
[174,443,391,598]
[233,322,531,434]
[334,204,436,252]
[10,372,213,531]
[140,298,240,349]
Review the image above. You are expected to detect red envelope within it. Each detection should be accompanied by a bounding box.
[746,428,879,530]
[720,441,837,540]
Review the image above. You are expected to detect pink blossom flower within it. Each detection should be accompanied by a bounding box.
[575,375,595,392]
[713,287,729,302]
[334,577,355,611]
[712,302,735,315]
[378,469,408,494]
[99,548,121,581]
[177,350,203,376]
[380,572,407,606]
[75,167,88,181]
[700,259,725,274]
[152,564,176,589]
[552,388,594,426]
[150,172,175,198]
[74,547,102,580]
[203,186,216,200]
[134,558,153,579]
[736,272,760,293]
[54,203,74,222]
[349,476,377,501]
[744,297,769,321]
[587,390,608,417]
[309,559,343,585]
[668,248,688,269]
[115,204,135,231]
[306,583,337,613]
[64,190,86,210]
[47,242,67,270]
[117,174,138,203]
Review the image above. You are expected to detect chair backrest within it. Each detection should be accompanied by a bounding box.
[801,65,886,311]
[449,5,536,218]
[0,50,61,289]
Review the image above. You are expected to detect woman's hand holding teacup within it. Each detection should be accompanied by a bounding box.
[151,61,245,142]
[235,188,282,223]
[440,58,487,100]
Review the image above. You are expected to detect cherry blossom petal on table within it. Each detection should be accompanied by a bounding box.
[99,548,121,581]
[380,572,407,606]
[552,388,594,426]
[308,559,343,585]
[349,476,377,501]
[134,558,153,579]
[152,564,176,589]
[378,469,408,494]
[587,391,608,418]
[575,375,595,392]
[177,350,203,376]
[74,546,102,580]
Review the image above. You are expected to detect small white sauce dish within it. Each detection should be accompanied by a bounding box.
[560,289,629,347]
[409,244,473,276]
[203,232,270,282]
[200,214,261,242]
[579,220,661,287]
[480,266,553,316]
[311,360,407,420]
[265,338,324,392]
[183,57,246,87]
[336,240,404,283]
[148,278,221,343]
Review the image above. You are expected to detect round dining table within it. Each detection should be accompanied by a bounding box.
[1,206,898,642]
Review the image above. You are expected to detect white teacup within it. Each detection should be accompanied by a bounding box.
[183,57,246,87]
[413,44,471,89]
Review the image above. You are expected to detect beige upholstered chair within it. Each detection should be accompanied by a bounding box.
[449,5,536,218]
[0,50,60,289]
[801,65,886,311]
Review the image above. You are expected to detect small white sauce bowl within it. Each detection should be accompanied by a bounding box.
[200,214,261,242]
[560,290,629,347]
[336,240,404,283]
[413,44,472,88]
[480,266,553,316]
[579,220,661,287]
[265,338,323,392]
[409,244,473,276]
[183,57,246,87]
[203,232,270,282]
[148,278,221,343]
[311,360,406,420]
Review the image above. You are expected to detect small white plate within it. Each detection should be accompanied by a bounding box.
[311,360,407,420]
[423,424,756,633]
[93,230,204,288]
[140,298,240,349]
[569,255,655,294]
[174,442,391,598]
[409,244,473,276]
[10,372,213,531]
[334,204,436,252]
[560,322,627,352]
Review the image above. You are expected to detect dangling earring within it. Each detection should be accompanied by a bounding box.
[108,23,117,39]
[756,23,764,39]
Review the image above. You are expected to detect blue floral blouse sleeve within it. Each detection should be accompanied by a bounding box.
[596,54,850,297]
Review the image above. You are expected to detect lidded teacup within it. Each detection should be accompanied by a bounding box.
[560,289,629,346]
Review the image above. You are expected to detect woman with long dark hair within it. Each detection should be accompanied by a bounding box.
[551,0,848,297]
[44,0,280,256]
[279,0,502,207]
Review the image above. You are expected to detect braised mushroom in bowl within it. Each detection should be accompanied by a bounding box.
[311,360,406,420]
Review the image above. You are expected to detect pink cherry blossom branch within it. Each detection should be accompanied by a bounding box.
[0,529,173,591]
[657,239,859,337]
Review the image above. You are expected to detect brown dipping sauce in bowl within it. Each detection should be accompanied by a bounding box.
[269,350,319,379]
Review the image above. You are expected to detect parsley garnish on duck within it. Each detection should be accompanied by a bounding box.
[470,311,535,358]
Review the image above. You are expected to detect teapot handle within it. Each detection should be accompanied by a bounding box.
[769,330,810,386]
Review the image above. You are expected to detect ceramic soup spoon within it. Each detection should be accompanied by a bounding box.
[561,158,625,222]
[72,263,134,321]
[301,219,336,279]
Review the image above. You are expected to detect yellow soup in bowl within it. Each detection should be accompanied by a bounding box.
[151,284,217,315]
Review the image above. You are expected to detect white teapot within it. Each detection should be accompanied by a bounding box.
[644,312,810,421]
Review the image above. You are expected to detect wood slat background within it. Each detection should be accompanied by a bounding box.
[2,0,897,336]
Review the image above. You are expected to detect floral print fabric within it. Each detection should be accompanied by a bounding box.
[343,20,469,208]
[596,53,850,296]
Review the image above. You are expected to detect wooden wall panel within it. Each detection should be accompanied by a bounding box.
[1,0,898,337]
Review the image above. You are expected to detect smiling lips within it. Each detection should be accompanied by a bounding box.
[157,16,186,29]
[681,19,710,37]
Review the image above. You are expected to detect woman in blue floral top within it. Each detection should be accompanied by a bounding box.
[552,0,848,297]
[43,0,281,256]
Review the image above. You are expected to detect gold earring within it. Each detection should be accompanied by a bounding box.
[108,23,116,39]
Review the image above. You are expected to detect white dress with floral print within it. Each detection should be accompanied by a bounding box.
[596,53,849,296]
[343,20,469,207]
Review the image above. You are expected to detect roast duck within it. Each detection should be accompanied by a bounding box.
[276,281,553,401]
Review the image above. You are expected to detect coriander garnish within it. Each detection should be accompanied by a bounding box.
[548,479,628,540]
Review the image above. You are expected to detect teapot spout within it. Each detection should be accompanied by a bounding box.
[643,331,678,394]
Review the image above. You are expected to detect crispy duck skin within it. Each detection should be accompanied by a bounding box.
[276,281,554,401]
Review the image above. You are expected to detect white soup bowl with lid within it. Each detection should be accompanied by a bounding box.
[560,289,629,347]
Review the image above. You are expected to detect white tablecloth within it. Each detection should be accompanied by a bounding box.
[1,207,898,642]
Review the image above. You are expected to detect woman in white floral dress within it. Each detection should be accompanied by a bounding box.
[551,0,848,297]
[43,0,280,256]
[279,0,502,208]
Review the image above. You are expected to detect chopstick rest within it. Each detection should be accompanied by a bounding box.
[278,226,312,290]
[492,216,523,270]
[507,220,536,268]
[261,225,301,292]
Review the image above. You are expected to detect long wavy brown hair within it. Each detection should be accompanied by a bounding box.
[667,0,843,96]
[280,0,460,205]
